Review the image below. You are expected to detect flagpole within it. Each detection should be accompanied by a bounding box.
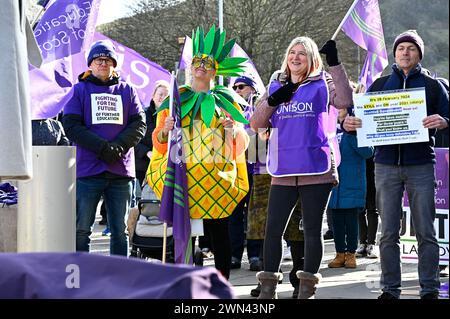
[162,71,176,264]
[331,0,359,40]
[218,0,224,85]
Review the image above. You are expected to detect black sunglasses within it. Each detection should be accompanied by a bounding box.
[232,84,249,91]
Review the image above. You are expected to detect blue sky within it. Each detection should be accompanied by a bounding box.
[97,0,140,25]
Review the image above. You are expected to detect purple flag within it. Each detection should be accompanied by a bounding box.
[341,0,388,89]
[29,32,170,119]
[159,75,192,264]
[229,43,266,95]
[34,0,101,64]
[178,36,192,71]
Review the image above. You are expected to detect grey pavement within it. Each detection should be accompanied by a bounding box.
[91,212,448,300]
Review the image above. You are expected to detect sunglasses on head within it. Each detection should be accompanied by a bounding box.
[232,84,249,91]
[192,55,216,70]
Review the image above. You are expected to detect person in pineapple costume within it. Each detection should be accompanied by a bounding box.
[147,26,250,279]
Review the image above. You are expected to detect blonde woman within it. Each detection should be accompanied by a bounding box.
[250,38,353,298]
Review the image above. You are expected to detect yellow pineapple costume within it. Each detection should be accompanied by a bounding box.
[147,26,250,219]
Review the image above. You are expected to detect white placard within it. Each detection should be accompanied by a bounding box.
[190,218,204,237]
[91,93,123,125]
[353,88,429,147]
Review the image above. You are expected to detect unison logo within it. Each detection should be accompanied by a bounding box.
[276,102,314,114]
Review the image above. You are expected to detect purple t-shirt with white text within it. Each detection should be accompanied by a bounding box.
[63,80,142,178]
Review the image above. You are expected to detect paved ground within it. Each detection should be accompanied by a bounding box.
[91,212,448,300]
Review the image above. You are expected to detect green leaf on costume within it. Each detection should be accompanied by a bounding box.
[210,28,221,58]
[190,93,205,128]
[158,98,170,112]
[217,38,236,62]
[201,94,216,128]
[219,57,247,68]
[217,95,249,124]
[214,29,227,60]
[203,25,216,56]
[180,89,195,103]
[198,27,205,54]
[213,87,234,103]
[181,92,199,119]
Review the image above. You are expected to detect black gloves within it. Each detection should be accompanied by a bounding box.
[267,81,300,107]
[319,40,340,67]
[98,142,124,164]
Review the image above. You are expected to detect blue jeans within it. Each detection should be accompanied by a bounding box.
[331,208,359,253]
[375,163,440,298]
[76,176,132,256]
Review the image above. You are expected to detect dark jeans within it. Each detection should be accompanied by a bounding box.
[375,163,440,297]
[332,208,359,253]
[264,183,333,274]
[76,176,132,256]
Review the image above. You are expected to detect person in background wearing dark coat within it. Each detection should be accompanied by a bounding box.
[134,80,169,188]
[343,30,448,299]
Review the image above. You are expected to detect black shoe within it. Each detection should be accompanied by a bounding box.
[250,283,261,297]
[421,293,439,299]
[98,217,107,225]
[378,292,399,299]
[230,258,241,269]
[323,230,334,240]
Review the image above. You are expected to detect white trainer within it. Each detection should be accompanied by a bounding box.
[355,244,367,257]
[366,244,378,258]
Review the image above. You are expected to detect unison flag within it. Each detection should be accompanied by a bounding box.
[159,75,192,264]
[341,0,388,89]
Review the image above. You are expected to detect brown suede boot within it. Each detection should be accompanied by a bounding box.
[256,271,283,299]
[344,252,357,268]
[296,271,322,299]
[328,252,346,268]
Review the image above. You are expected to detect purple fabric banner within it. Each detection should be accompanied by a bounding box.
[34,0,101,64]
[0,252,234,298]
[159,76,192,264]
[341,0,388,89]
[403,148,449,210]
[93,33,171,107]
[178,36,192,71]
[229,43,266,96]
[29,32,170,119]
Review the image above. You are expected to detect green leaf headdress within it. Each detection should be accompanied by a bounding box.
[159,25,250,128]
[192,25,247,77]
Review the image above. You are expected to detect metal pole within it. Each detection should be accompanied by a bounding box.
[331,0,359,40]
[218,0,224,85]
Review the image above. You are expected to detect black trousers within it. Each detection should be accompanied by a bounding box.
[264,183,333,274]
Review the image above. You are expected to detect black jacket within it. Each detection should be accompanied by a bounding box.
[368,64,449,166]
[134,100,157,173]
